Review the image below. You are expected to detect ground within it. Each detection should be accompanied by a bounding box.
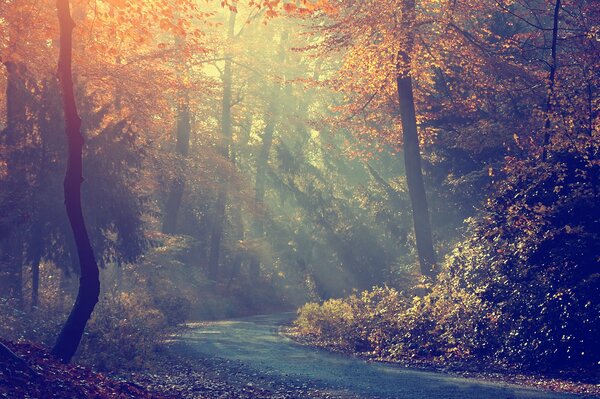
[1,314,598,399]
[0,340,355,399]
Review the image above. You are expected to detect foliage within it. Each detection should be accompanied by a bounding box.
[294,286,486,364]
[1,0,598,382]
[294,140,600,372]
[0,260,187,371]
[445,142,600,370]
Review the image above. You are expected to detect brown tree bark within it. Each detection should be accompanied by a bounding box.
[51,0,100,363]
[396,0,437,279]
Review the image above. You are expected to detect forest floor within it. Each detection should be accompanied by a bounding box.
[2,315,598,399]
[0,339,357,399]
[168,313,597,399]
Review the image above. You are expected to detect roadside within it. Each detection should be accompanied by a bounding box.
[284,329,600,398]
[121,350,360,399]
[168,314,587,399]
[0,339,358,399]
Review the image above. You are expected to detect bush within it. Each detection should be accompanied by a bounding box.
[294,285,486,364]
[293,145,600,373]
[77,289,170,370]
[0,261,189,371]
[445,148,600,370]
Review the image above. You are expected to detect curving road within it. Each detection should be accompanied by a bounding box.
[174,313,582,399]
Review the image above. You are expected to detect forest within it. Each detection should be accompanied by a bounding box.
[0,0,598,398]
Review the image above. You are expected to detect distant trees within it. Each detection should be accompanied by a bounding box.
[0,0,595,369]
[0,0,208,360]
[290,0,600,373]
[290,0,442,278]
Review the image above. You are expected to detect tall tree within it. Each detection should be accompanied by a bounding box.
[541,0,561,161]
[248,30,288,281]
[51,0,100,363]
[396,0,436,278]
[208,9,236,280]
[293,0,439,278]
[162,93,191,234]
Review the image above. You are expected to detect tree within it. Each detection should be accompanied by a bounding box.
[51,0,100,363]
[162,91,192,234]
[208,9,237,281]
[290,0,439,278]
[395,0,436,278]
[247,30,287,281]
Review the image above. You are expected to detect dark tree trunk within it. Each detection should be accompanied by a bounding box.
[31,257,40,309]
[396,0,437,279]
[542,0,561,161]
[51,0,100,364]
[208,10,236,281]
[162,97,191,234]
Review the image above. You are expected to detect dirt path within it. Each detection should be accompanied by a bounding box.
[171,313,582,399]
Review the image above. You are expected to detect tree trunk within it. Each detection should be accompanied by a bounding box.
[248,107,276,280]
[0,59,28,306]
[248,31,287,280]
[396,0,437,279]
[208,10,236,281]
[162,96,191,234]
[31,257,40,309]
[51,0,100,364]
[541,0,561,161]
[0,342,38,377]
[208,189,226,281]
[226,114,251,287]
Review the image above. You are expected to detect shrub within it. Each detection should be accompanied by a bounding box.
[445,149,600,370]
[77,290,170,370]
[293,145,600,372]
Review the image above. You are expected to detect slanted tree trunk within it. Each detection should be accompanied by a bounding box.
[396,0,437,279]
[51,0,100,363]
[0,342,38,377]
[162,95,191,234]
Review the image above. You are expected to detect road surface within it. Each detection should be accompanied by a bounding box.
[174,313,581,399]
